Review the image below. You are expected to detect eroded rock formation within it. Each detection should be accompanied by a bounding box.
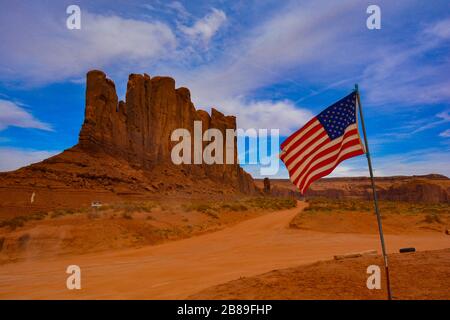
[0,70,256,217]
[77,70,254,193]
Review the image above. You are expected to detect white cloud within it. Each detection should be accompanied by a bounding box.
[180,8,226,44]
[173,1,363,135]
[142,1,191,20]
[0,99,52,131]
[215,97,313,135]
[176,2,449,112]
[424,17,450,39]
[0,9,176,85]
[437,110,450,121]
[362,17,450,106]
[167,1,191,20]
[181,1,361,100]
[376,109,450,139]
[440,129,450,137]
[0,148,60,172]
[409,110,450,134]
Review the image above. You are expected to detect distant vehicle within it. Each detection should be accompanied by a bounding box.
[91,201,102,208]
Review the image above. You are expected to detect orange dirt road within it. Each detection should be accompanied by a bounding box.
[0,201,448,299]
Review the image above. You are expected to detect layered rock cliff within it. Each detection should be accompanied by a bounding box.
[0,70,256,217]
[304,175,450,203]
[257,175,450,204]
[76,70,254,193]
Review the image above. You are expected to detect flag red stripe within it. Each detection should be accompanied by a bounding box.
[280,123,324,162]
[285,133,331,174]
[282,129,328,166]
[289,128,360,184]
[300,149,365,194]
[280,117,317,150]
[281,93,364,194]
[296,138,363,189]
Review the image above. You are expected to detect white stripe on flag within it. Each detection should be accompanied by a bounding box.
[289,124,358,181]
[282,119,320,152]
[295,134,362,188]
[300,144,364,193]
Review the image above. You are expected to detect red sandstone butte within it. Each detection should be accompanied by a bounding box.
[0,71,256,217]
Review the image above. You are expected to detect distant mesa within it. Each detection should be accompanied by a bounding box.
[259,174,450,204]
[0,70,255,217]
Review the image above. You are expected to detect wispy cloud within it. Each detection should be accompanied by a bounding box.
[0,147,60,172]
[167,1,192,20]
[411,110,450,134]
[208,97,313,135]
[179,8,226,44]
[0,6,176,85]
[175,1,366,132]
[362,17,450,107]
[0,99,52,131]
[440,129,450,137]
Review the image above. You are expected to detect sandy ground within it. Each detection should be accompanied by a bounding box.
[190,249,450,300]
[0,201,448,299]
[0,202,267,263]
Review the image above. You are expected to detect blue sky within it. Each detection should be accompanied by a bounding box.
[0,0,449,177]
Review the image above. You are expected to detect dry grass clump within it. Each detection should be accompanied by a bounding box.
[50,208,77,218]
[121,212,134,220]
[110,201,155,214]
[182,203,219,219]
[182,197,296,217]
[183,203,213,213]
[18,233,31,247]
[423,214,443,224]
[304,197,450,216]
[304,198,371,213]
[220,203,248,211]
[244,197,297,210]
[0,211,48,230]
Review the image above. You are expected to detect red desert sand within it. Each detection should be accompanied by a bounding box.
[0,201,448,299]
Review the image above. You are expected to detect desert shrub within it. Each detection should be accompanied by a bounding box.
[50,208,76,218]
[245,197,296,210]
[110,201,155,214]
[29,211,47,221]
[50,210,64,218]
[122,212,133,220]
[220,203,248,211]
[0,216,26,230]
[306,198,374,213]
[0,211,50,230]
[18,233,31,248]
[423,214,442,224]
[204,210,219,219]
[137,202,155,213]
[304,197,450,217]
[183,203,212,213]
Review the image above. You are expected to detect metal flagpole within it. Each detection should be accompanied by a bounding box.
[354,84,392,300]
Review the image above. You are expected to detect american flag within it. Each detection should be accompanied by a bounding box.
[280,92,365,194]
